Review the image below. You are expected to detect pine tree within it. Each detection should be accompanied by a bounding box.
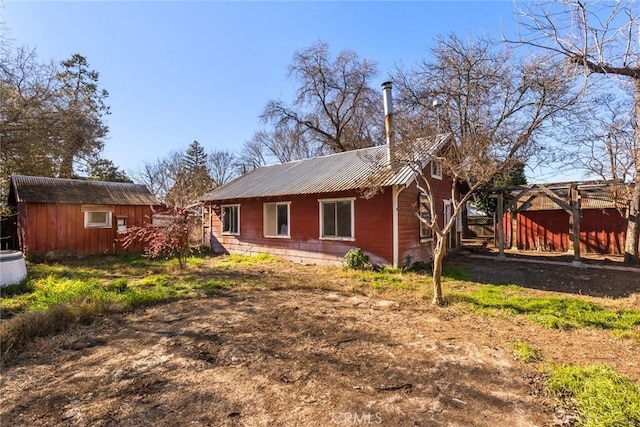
[184,140,207,172]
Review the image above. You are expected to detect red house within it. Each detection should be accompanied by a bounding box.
[8,175,161,259]
[200,134,463,267]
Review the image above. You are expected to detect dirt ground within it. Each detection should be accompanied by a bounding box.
[1,254,639,427]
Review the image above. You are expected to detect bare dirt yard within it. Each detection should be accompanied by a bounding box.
[1,254,639,427]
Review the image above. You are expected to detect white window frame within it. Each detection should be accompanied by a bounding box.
[221,204,240,235]
[84,211,112,229]
[318,197,355,241]
[443,199,452,226]
[263,201,291,238]
[419,193,433,242]
[431,160,443,180]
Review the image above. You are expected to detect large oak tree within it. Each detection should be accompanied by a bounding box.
[261,41,383,154]
[511,0,640,264]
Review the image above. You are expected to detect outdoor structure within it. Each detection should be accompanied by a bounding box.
[492,180,634,262]
[7,175,162,259]
[200,134,464,267]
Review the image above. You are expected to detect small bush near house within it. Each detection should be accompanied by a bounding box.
[343,248,370,270]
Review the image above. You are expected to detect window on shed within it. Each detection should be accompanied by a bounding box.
[222,205,239,234]
[320,199,353,239]
[264,202,290,237]
[116,217,127,233]
[419,194,433,240]
[84,211,112,228]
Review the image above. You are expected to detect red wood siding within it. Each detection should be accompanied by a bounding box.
[19,203,154,258]
[580,209,626,254]
[207,172,462,267]
[397,171,459,267]
[507,208,627,255]
[207,190,394,265]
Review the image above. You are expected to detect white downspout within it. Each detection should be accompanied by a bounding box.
[392,185,405,268]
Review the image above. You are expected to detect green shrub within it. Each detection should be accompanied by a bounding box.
[343,248,370,270]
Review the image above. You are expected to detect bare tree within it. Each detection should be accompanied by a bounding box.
[129,150,184,203]
[236,138,267,175]
[240,122,328,167]
[262,41,383,153]
[1,46,60,202]
[207,149,237,187]
[1,46,112,204]
[510,0,640,264]
[570,90,636,183]
[393,34,580,304]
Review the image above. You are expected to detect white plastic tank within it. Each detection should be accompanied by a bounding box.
[0,250,28,287]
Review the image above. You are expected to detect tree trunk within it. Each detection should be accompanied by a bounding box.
[431,236,446,306]
[624,170,640,264]
[59,156,75,178]
[624,80,640,265]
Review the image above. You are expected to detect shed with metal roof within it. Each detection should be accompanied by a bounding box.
[7,175,162,259]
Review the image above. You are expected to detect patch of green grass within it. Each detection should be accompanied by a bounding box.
[198,279,231,294]
[511,341,543,363]
[105,278,128,293]
[0,279,33,297]
[352,268,421,290]
[452,285,640,333]
[215,253,280,268]
[138,274,171,287]
[547,364,640,427]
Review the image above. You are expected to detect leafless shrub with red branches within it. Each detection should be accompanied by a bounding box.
[120,207,193,269]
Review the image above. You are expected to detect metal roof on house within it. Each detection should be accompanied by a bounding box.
[9,175,161,206]
[201,134,450,201]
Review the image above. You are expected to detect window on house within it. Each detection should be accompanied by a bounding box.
[84,211,112,228]
[443,199,452,225]
[431,160,442,180]
[116,217,127,233]
[264,202,290,237]
[222,205,239,234]
[320,199,354,239]
[419,194,433,240]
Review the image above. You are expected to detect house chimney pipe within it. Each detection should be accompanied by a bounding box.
[382,81,394,166]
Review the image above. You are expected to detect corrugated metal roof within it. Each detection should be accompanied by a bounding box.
[9,175,161,206]
[513,183,631,211]
[201,135,449,201]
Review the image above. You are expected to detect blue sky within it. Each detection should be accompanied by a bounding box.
[3,1,579,182]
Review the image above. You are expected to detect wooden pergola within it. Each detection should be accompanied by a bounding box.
[485,180,628,266]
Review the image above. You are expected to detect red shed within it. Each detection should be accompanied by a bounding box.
[8,175,161,259]
[497,181,633,256]
[200,135,463,267]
